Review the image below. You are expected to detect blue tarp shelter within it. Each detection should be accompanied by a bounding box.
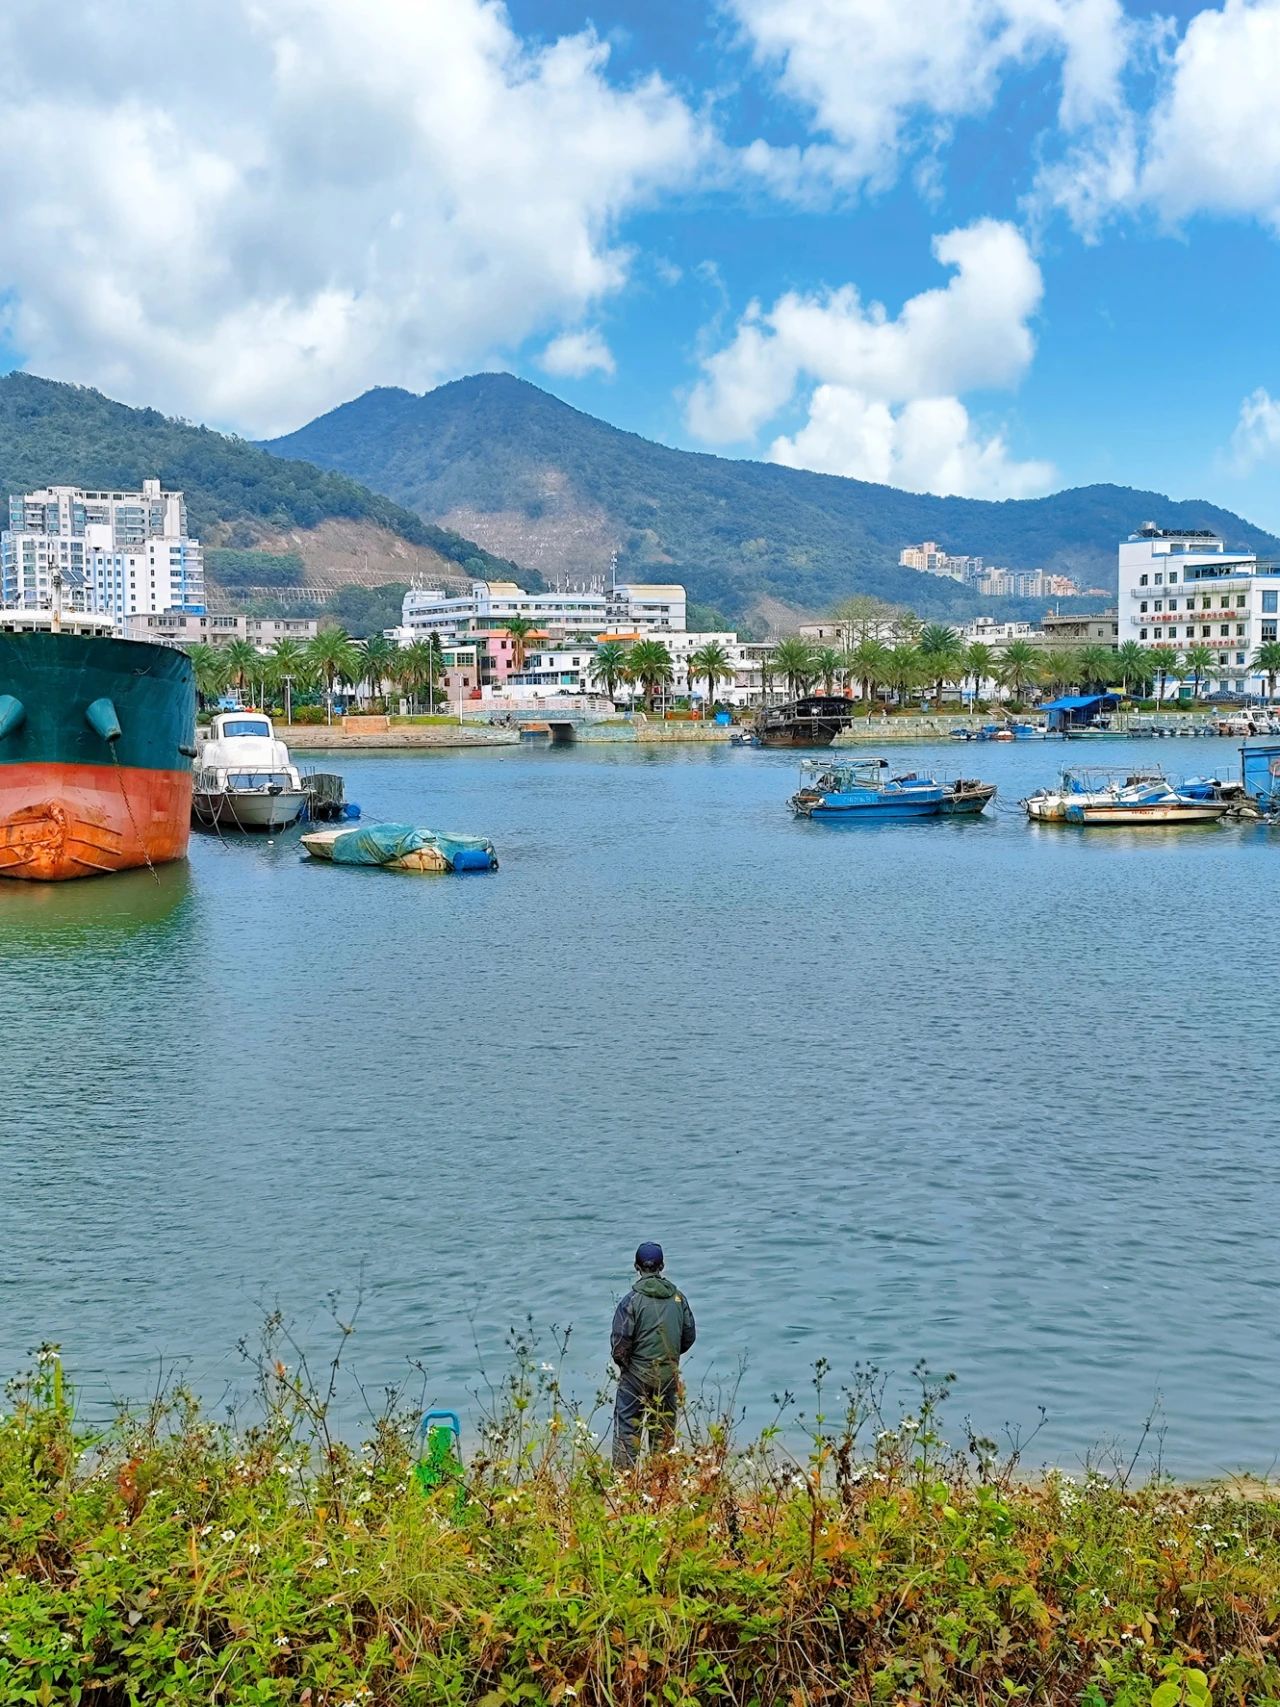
[1039,693,1121,731]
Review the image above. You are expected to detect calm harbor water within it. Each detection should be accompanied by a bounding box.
[3,736,1278,1474]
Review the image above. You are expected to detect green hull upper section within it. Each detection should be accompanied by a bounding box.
[0,630,195,773]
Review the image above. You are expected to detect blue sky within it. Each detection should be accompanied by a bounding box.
[1,0,1279,526]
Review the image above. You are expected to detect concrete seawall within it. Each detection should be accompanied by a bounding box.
[281,724,519,749]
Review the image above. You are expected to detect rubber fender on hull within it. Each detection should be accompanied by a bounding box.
[0,695,25,738]
[84,697,122,742]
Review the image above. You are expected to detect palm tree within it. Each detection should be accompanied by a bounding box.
[885,643,923,709]
[1040,648,1084,696]
[846,637,891,708]
[1148,644,1180,705]
[626,638,674,711]
[1116,640,1147,697]
[1079,644,1116,693]
[499,618,539,672]
[399,637,444,711]
[222,638,260,701]
[964,641,995,705]
[999,640,1039,704]
[358,633,399,709]
[306,626,361,725]
[689,640,734,711]
[590,639,629,704]
[1254,640,1280,703]
[772,636,817,698]
[268,638,308,724]
[1183,643,1215,701]
[185,642,230,711]
[918,623,964,711]
[1125,646,1155,699]
[811,645,843,696]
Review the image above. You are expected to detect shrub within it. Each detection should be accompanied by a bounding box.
[5,1344,1280,1706]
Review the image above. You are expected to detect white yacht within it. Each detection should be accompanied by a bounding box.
[193,711,308,831]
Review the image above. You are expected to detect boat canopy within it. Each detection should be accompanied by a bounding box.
[1039,693,1121,731]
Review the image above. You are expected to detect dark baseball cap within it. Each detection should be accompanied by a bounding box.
[635,1241,664,1271]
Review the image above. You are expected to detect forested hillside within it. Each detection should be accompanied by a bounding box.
[0,373,521,592]
[267,374,1280,626]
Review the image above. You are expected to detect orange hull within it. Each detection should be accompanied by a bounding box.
[0,762,192,881]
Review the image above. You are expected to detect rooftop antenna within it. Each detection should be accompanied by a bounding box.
[51,567,63,633]
[610,548,618,594]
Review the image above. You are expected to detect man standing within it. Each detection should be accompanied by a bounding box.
[610,1241,696,1469]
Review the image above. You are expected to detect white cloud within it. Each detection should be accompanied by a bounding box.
[537,327,616,379]
[769,388,1053,497]
[731,0,1133,198]
[685,219,1052,497]
[1230,388,1280,473]
[0,0,704,434]
[1141,0,1280,231]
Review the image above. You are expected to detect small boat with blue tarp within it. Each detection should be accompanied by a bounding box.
[301,822,498,872]
[1023,765,1229,825]
[790,759,995,820]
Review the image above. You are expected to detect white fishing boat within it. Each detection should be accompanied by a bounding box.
[1023,765,1227,826]
[193,711,308,831]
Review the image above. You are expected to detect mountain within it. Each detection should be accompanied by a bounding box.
[265,373,1280,629]
[0,372,522,606]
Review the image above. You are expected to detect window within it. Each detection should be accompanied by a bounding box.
[1238,653,1246,665]
[1201,625,1211,638]
[1263,622,1277,642]
[1221,624,1230,636]
[1168,598,1178,611]
[1169,571,1178,583]
[1238,594,1247,608]
[1140,574,1149,587]
[1264,591,1278,614]
[1139,627,1149,641]
[1155,572,1164,585]
[1237,624,1245,636]
[1154,599,1163,612]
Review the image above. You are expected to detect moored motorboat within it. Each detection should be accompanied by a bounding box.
[193,711,308,831]
[790,759,995,820]
[937,778,998,816]
[1062,791,1229,825]
[301,822,498,872]
[1024,766,1228,826]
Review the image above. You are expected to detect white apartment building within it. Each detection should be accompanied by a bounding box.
[506,631,773,709]
[1119,523,1279,695]
[2,478,205,616]
[396,579,686,646]
[122,611,319,650]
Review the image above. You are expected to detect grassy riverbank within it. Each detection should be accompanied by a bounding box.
[5,1350,1280,1706]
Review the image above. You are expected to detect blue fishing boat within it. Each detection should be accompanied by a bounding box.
[789,759,995,820]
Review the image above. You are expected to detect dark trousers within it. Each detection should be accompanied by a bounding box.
[613,1371,678,1468]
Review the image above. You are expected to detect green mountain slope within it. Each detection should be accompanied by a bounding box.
[0,372,520,589]
[265,373,1280,625]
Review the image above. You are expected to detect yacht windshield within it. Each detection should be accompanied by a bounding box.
[222,719,270,738]
[227,772,291,790]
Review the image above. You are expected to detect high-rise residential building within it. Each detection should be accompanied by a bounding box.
[1118,522,1280,695]
[899,541,984,582]
[1,478,205,616]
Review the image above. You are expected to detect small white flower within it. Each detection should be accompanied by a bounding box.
[540,1362,554,1372]
[220,1530,236,1544]
[315,1554,328,1568]
[199,1524,213,1537]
